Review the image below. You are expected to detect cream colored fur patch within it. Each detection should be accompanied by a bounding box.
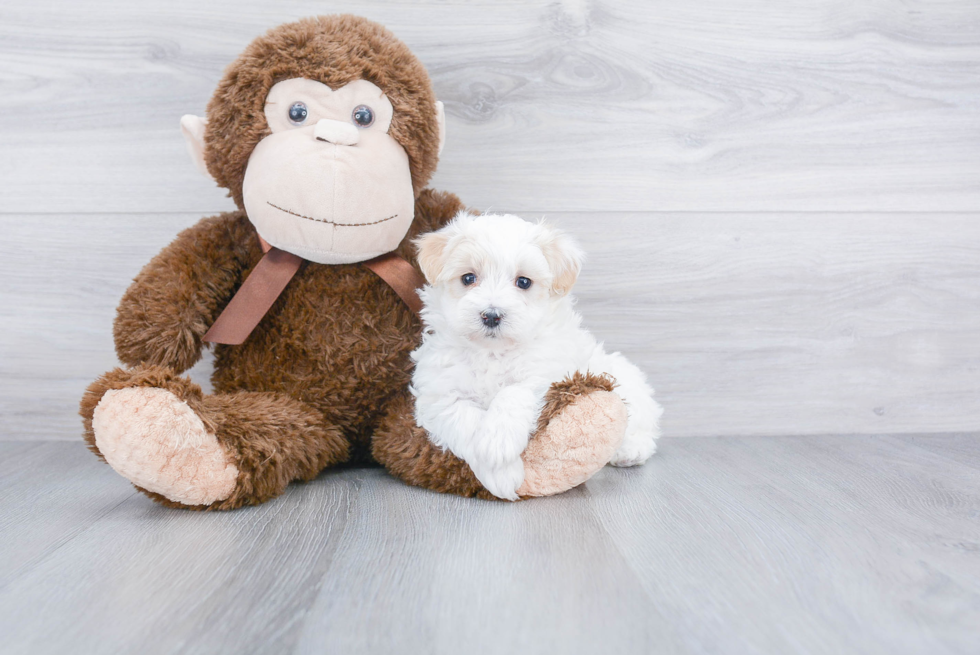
[92,387,238,506]
[518,390,627,497]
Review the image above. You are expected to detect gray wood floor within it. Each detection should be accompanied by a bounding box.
[1,436,978,655]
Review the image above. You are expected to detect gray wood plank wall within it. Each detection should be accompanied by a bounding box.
[1,0,978,440]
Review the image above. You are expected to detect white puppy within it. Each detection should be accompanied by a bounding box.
[410,212,663,500]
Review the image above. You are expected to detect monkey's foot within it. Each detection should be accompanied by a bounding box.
[517,373,627,498]
[92,387,239,506]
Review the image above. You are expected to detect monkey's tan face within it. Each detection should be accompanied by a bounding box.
[241,78,416,264]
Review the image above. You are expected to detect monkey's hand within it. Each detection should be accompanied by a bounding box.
[113,212,256,373]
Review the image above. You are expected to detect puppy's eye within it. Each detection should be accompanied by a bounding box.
[352,105,375,128]
[288,102,308,125]
[516,276,532,290]
[461,273,477,286]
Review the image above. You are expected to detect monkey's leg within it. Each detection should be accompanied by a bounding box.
[370,391,492,500]
[80,365,349,510]
[371,372,627,500]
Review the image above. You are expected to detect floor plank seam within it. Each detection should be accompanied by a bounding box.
[0,489,138,594]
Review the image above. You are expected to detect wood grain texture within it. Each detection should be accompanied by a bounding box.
[1,437,977,654]
[586,434,980,655]
[0,442,136,589]
[564,211,980,438]
[0,213,215,441]
[0,0,978,213]
[3,212,977,441]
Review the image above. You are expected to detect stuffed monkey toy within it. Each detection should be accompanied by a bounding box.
[79,15,628,509]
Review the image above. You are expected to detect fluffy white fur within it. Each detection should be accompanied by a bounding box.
[410,212,663,500]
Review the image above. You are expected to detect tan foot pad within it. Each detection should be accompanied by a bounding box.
[517,390,627,497]
[92,387,238,506]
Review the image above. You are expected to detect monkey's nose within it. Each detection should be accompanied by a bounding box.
[314,119,359,146]
[481,309,503,328]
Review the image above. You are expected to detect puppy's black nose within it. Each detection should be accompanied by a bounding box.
[481,309,503,328]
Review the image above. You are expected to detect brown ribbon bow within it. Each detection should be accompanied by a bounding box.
[203,237,424,345]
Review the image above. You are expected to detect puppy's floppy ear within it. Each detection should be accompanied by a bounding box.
[415,228,453,284]
[415,231,449,284]
[415,211,473,283]
[536,223,584,296]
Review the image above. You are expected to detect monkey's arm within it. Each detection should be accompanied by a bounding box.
[113,211,257,372]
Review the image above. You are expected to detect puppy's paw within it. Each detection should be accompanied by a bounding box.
[473,422,532,465]
[489,380,548,443]
[519,375,553,400]
[493,381,546,416]
[609,428,657,467]
[471,458,525,501]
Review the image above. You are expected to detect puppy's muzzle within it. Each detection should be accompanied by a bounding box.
[480,308,503,328]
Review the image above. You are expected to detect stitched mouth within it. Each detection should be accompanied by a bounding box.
[267,202,397,227]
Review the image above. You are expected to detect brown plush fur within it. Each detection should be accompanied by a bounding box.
[80,16,616,509]
[534,371,617,434]
[205,15,441,207]
[81,365,348,510]
[372,391,494,501]
[81,190,465,509]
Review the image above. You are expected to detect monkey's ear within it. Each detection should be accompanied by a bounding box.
[435,101,446,156]
[180,115,213,180]
[536,223,585,296]
[415,228,451,284]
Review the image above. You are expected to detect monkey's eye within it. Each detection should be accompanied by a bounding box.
[461,273,477,286]
[352,105,375,128]
[288,102,308,125]
[516,277,532,290]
